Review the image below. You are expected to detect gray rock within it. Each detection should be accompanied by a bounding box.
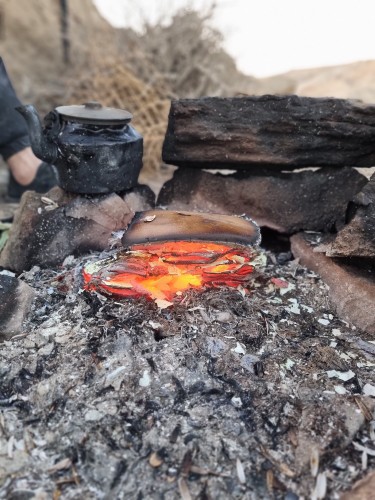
[0,185,155,272]
[158,167,367,233]
[241,354,260,373]
[318,173,375,258]
[0,274,35,340]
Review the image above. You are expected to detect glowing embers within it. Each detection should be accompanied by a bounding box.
[83,241,258,301]
[83,210,261,303]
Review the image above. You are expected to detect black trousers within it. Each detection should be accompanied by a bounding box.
[0,57,30,161]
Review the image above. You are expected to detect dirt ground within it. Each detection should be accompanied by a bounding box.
[1,241,374,499]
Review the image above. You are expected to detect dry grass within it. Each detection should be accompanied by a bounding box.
[117,8,254,98]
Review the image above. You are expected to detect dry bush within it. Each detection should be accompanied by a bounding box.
[117,7,254,98]
[67,7,256,191]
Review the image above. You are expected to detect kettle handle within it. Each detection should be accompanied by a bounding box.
[44,110,61,142]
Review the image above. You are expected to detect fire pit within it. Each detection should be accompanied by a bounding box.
[1,243,374,499]
[83,210,261,303]
[1,95,374,499]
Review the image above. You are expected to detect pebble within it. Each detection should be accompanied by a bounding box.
[38,343,54,356]
[23,339,36,349]
[231,397,243,408]
[214,311,232,323]
[287,300,301,315]
[206,337,227,357]
[318,318,330,326]
[105,366,127,391]
[241,354,260,373]
[363,383,375,397]
[149,451,163,468]
[232,342,246,355]
[139,370,151,387]
[85,409,104,422]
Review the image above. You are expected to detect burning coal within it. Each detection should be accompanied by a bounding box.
[83,210,261,302]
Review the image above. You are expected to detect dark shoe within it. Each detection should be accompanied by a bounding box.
[7,162,58,202]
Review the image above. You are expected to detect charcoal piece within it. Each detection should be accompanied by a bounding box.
[318,173,375,258]
[0,185,155,273]
[291,233,375,334]
[0,274,35,340]
[163,95,375,169]
[157,167,367,234]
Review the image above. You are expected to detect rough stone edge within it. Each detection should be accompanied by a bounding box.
[290,233,375,335]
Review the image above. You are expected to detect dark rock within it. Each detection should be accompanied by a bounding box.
[158,167,367,233]
[162,95,375,169]
[0,274,35,340]
[290,233,375,335]
[318,173,375,258]
[0,185,155,273]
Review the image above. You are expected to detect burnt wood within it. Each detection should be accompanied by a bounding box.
[162,95,375,169]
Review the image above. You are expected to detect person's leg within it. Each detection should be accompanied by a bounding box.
[6,147,40,185]
[0,57,57,199]
[0,57,31,165]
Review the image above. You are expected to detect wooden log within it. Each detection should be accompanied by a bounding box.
[162,95,375,169]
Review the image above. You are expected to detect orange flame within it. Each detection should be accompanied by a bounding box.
[83,241,257,301]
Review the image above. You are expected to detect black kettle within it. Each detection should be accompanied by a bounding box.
[17,101,143,194]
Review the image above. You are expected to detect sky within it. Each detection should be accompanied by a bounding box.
[93,0,375,78]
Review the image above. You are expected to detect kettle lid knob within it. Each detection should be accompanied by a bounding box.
[84,101,103,110]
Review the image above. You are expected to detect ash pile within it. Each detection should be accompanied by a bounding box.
[1,95,375,499]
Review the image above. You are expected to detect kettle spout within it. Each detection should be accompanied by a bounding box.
[16,105,58,164]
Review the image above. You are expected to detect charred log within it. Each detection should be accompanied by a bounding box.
[162,95,375,169]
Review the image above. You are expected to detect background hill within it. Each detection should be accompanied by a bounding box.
[254,60,375,102]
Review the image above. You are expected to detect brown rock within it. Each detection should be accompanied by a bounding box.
[0,185,155,273]
[158,167,367,233]
[319,174,375,258]
[162,95,375,169]
[293,390,375,474]
[290,233,375,335]
[0,274,35,340]
[341,470,375,500]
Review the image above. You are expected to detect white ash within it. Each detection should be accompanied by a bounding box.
[0,249,374,498]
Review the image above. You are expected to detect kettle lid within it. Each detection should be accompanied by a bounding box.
[55,101,133,125]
